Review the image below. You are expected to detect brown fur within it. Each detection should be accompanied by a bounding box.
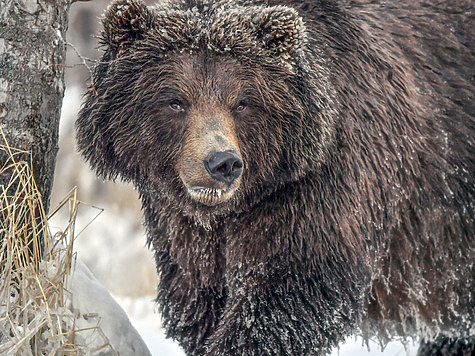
[76,0,474,355]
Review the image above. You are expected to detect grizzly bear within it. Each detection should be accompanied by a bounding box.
[76,0,474,355]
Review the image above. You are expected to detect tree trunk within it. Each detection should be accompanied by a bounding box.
[0,0,70,214]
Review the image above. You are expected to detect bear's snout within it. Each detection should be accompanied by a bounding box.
[204,150,243,186]
[178,112,242,206]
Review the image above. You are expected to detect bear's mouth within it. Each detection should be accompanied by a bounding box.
[187,186,235,206]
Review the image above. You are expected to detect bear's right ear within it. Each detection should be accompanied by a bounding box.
[102,0,154,53]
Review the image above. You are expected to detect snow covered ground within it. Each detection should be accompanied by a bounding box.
[51,86,419,356]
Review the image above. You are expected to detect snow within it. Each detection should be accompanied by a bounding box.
[69,257,151,355]
[331,338,418,356]
[113,296,185,356]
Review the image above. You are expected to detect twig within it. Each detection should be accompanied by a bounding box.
[65,41,97,78]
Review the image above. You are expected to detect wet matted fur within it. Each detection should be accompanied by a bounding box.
[76,0,474,355]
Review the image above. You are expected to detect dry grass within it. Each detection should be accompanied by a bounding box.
[0,129,115,355]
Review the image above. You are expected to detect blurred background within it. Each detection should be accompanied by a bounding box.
[49,1,418,355]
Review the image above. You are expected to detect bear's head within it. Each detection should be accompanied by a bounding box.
[76,0,336,215]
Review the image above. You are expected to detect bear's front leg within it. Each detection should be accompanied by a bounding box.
[206,258,369,356]
[155,251,227,356]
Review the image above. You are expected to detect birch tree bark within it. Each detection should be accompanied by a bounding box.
[0,0,70,213]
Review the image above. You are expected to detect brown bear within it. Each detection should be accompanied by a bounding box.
[76,0,474,355]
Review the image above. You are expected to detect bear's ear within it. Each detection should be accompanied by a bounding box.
[102,0,154,53]
[252,6,306,60]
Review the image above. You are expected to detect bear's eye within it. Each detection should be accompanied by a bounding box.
[235,102,247,113]
[169,101,185,112]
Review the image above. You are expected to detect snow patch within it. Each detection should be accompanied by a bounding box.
[69,258,151,355]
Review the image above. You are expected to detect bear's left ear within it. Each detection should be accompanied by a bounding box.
[102,0,154,53]
[252,6,306,60]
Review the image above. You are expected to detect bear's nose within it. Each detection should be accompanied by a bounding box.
[204,150,243,185]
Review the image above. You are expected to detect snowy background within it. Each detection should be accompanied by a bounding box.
[48,1,420,354]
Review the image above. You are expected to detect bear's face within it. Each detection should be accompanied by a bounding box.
[152,54,246,206]
[77,0,335,213]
